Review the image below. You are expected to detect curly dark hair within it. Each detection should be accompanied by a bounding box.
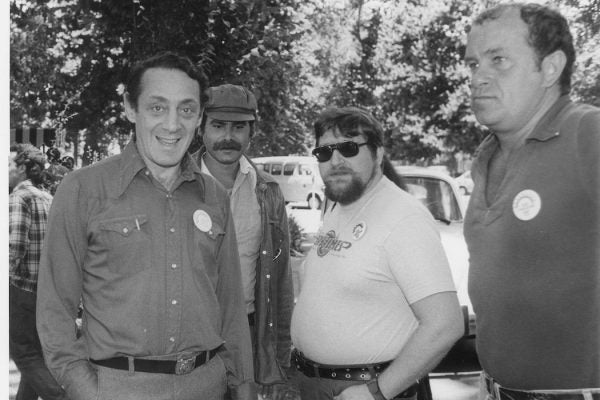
[10,143,47,186]
[313,107,384,155]
[473,3,575,95]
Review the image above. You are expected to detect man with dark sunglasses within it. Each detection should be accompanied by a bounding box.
[291,107,464,400]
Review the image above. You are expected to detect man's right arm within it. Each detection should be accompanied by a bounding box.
[36,175,98,400]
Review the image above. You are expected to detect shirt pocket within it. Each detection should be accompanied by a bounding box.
[98,215,151,277]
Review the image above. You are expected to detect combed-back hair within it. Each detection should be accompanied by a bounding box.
[125,51,209,110]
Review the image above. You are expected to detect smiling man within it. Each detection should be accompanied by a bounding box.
[463,3,600,398]
[193,84,294,399]
[36,53,255,400]
[291,107,463,400]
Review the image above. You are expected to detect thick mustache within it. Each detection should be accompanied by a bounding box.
[214,140,242,151]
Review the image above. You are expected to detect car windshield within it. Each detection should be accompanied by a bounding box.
[403,176,463,222]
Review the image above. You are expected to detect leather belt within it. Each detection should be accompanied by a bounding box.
[293,348,389,381]
[293,350,418,398]
[91,347,221,375]
[484,373,600,400]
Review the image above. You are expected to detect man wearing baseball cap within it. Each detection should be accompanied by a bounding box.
[193,84,294,398]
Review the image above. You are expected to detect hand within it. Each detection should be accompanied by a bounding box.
[333,384,374,400]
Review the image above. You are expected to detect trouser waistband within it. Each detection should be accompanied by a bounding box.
[483,371,600,400]
[91,346,221,375]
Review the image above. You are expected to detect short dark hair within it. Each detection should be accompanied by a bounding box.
[473,2,575,95]
[313,107,384,153]
[10,143,46,186]
[125,51,209,110]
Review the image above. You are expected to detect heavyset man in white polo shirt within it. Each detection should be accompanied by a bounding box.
[291,107,463,400]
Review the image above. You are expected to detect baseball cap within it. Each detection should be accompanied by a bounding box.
[204,84,257,121]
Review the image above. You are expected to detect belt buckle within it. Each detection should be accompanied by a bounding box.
[175,355,196,375]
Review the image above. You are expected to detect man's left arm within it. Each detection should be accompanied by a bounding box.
[335,292,464,400]
[273,187,293,370]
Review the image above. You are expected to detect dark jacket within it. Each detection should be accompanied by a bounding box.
[194,151,293,385]
[252,164,293,385]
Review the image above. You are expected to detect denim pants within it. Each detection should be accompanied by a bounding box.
[296,371,417,400]
[479,372,600,400]
[9,284,67,400]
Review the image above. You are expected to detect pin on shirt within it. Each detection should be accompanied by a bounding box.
[512,189,542,221]
[352,222,367,240]
[193,209,213,233]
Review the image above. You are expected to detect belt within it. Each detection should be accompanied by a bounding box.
[484,373,600,400]
[293,350,417,398]
[293,349,389,380]
[91,347,221,375]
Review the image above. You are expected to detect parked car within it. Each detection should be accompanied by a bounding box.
[395,166,480,374]
[253,156,325,209]
[455,170,474,195]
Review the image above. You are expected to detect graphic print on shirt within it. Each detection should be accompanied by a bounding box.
[314,230,352,257]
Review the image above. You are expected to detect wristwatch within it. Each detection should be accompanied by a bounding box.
[366,378,388,400]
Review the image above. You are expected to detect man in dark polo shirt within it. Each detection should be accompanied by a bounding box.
[36,52,255,400]
[464,3,599,398]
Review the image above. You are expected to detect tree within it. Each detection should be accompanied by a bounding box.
[10,0,308,159]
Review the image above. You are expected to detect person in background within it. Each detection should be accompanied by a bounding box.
[43,147,69,195]
[464,3,599,398]
[36,52,255,400]
[291,107,463,400]
[9,143,67,400]
[193,84,294,399]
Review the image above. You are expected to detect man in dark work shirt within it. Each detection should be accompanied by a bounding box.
[36,52,255,400]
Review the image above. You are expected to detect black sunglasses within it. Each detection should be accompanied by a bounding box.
[312,141,369,163]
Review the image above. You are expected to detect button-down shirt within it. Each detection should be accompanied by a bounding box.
[36,143,254,399]
[9,179,53,292]
[201,155,261,314]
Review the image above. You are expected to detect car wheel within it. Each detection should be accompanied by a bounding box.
[307,195,322,210]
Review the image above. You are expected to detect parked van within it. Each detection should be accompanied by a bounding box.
[252,156,324,209]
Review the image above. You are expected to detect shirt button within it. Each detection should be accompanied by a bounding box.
[269,322,273,327]
[122,227,129,234]
[170,227,175,233]
[171,264,177,269]
[166,194,172,199]
[262,250,267,255]
[145,170,150,175]
[171,300,177,305]
[169,337,175,342]
[266,274,271,279]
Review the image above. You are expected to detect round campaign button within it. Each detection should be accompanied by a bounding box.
[193,210,212,232]
[512,189,542,221]
[352,222,367,240]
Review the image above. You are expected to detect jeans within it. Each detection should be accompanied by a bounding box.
[296,372,417,400]
[9,284,67,400]
[479,372,600,400]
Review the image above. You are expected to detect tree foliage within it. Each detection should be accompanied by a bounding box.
[10,0,600,165]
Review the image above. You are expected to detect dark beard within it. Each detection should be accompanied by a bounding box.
[324,174,366,205]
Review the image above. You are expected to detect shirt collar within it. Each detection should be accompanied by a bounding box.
[200,153,256,183]
[525,95,571,142]
[13,179,34,192]
[117,141,201,196]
